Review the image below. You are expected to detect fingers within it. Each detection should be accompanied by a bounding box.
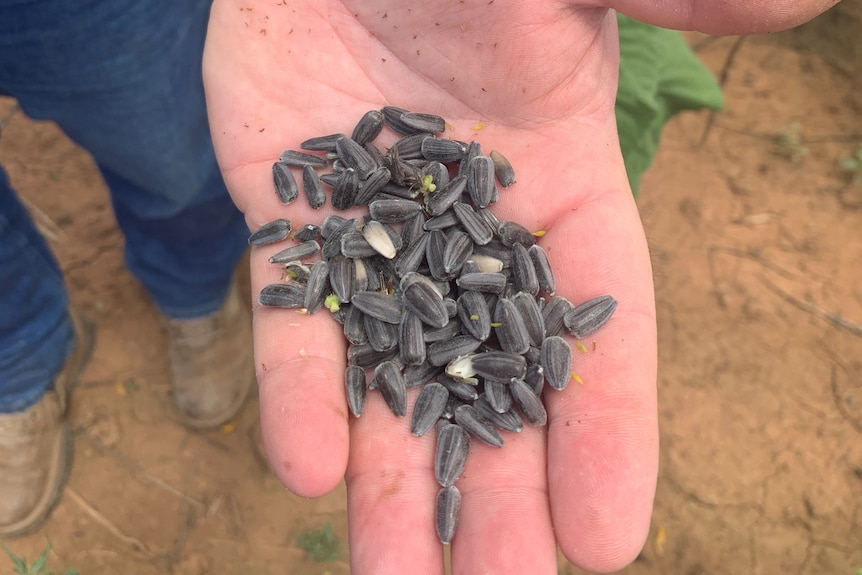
[345,390,445,574]
[596,0,838,34]
[252,246,350,497]
[543,186,658,571]
[453,428,558,575]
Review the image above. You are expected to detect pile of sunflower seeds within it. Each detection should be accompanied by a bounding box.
[251,107,618,544]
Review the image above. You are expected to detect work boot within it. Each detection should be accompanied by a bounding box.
[165,283,254,429]
[0,310,94,538]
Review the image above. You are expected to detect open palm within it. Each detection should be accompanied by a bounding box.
[203,1,657,573]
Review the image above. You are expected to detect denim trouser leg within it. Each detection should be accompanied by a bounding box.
[0,0,249,411]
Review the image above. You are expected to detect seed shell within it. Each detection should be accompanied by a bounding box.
[375,360,408,417]
[350,291,403,324]
[352,110,385,146]
[328,254,356,303]
[300,133,345,152]
[399,311,427,365]
[268,240,320,264]
[249,218,291,246]
[412,381,450,437]
[509,377,547,426]
[345,365,367,418]
[528,244,556,295]
[279,149,328,167]
[427,335,483,367]
[272,161,299,204]
[489,149,516,187]
[453,404,504,448]
[540,335,572,390]
[434,421,469,486]
[485,379,513,414]
[259,283,306,308]
[303,261,331,314]
[466,155,496,208]
[564,295,618,339]
[294,223,321,243]
[493,298,531,355]
[436,485,461,545]
[497,221,536,248]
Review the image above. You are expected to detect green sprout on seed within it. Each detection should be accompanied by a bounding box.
[324,293,341,313]
[419,174,437,196]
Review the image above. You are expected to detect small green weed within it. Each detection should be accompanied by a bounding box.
[839,145,862,185]
[296,522,341,563]
[773,122,809,162]
[1,542,79,575]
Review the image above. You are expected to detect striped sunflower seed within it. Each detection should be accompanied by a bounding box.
[350,291,403,324]
[421,137,466,163]
[509,376,547,426]
[402,112,446,134]
[328,254,356,304]
[524,363,545,395]
[452,202,494,246]
[402,272,449,328]
[455,272,507,294]
[294,223,321,243]
[425,174,467,217]
[268,240,320,264]
[443,230,474,275]
[259,283,306,308]
[303,260,331,314]
[336,136,377,177]
[511,291,546,347]
[398,310,426,365]
[300,133,345,152]
[332,168,359,210]
[279,149,328,167]
[466,155,495,208]
[347,342,398,369]
[423,317,463,343]
[343,303,367,345]
[427,335,483,367]
[540,335,572,390]
[458,141,482,177]
[375,360,407,417]
[489,149,516,187]
[471,351,527,381]
[364,313,399,352]
[436,485,461,545]
[421,161,450,190]
[456,290,491,341]
[512,242,539,296]
[272,161,299,204]
[354,165,392,205]
[453,404,504,448]
[542,295,574,337]
[340,231,378,259]
[345,365,367,418]
[403,361,443,388]
[352,110,385,146]
[434,421,469,486]
[493,298,531,355]
[369,198,424,223]
[497,221,536,248]
[381,105,421,135]
[411,381,450,437]
[564,295,618,339]
[472,396,524,434]
[485,379,513,414]
[528,244,555,295]
[438,373,479,401]
[248,218,291,246]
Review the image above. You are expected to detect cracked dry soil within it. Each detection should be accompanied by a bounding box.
[1,11,861,575]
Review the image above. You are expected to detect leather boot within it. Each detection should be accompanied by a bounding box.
[0,310,94,538]
[164,283,254,429]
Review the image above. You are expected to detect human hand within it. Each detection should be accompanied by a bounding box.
[203,2,657,573]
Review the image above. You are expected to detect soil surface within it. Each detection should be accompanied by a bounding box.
[1,13,861,575]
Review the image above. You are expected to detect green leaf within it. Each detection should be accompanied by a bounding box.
[840,156,860,171]
[616,14,724,195]
[31,544,51,574]
[1,542,29,574]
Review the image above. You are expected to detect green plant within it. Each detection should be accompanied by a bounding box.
[615,14,724,195]
[839,145,862,185]
[296,522,341,563]
[773,121,809,162]
[1,542,79,575]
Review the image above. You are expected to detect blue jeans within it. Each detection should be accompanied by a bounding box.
[0,0,249,412]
